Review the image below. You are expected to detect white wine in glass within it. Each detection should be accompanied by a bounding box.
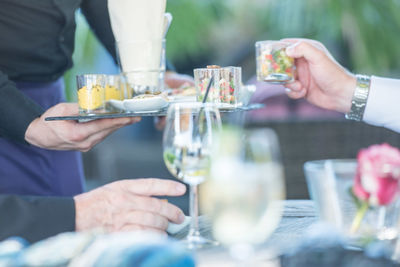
[163,102,221,249]
[201,127,285,261]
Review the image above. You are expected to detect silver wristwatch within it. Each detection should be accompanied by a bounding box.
[345,74,371,121]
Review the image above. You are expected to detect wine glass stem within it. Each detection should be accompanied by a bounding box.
[188,184,201,238]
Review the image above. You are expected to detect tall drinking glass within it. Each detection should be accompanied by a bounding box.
[163,103,221,249]
[200,127,285,263]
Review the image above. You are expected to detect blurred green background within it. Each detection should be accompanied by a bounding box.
[68,0,400,204]
[65,0,400,100]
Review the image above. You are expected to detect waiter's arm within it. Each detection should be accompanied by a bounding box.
[81,0,117,61]
[0,195,75,243]
[0,71,43,144]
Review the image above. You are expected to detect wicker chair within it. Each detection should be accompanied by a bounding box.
[249,120,400,199]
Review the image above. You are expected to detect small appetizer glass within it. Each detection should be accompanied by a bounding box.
[194,66,242,107]
[76,74,106,115]
[255,41,295,84]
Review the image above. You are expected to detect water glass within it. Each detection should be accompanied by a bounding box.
[117,39,166,95]
[304,159,400,243]
[200,127,285,262]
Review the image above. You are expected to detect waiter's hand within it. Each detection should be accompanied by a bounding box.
[155,72,195,131]
[74,178,186,234]
[25,103,141,152]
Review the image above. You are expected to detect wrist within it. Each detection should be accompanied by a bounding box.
[345,74,371,121]
[74,194,88,231]
[337,74,357,114]
[24,117,41,146]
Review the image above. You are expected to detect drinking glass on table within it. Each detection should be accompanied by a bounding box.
[163,102,221,249]
[200,127,286,263]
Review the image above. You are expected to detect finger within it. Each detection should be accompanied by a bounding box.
[285,81,303,92]
[122,178,186,197]
[286,88,307,99]
[117,224,167,236]
[128,195,185,224]
[154,116,166,131]
[122,211,169,230]
[285,41,325,64]
[74,117,141,141]
[76,122,132,151]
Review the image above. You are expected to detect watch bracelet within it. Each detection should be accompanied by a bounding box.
[345,74,371,121]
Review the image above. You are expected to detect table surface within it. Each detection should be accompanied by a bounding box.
[172,200,318,266]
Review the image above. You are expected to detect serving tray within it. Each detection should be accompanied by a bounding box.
[45,103,265,122]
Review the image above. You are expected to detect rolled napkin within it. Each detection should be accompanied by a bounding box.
[108,0,166,42]
[108,0,167,89]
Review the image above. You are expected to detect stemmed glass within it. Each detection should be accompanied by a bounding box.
[200,127,286,263]
[163,102,221,249]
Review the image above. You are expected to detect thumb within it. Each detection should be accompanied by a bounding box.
[286,41,325,64]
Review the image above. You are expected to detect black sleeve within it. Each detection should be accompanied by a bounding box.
[0,72,44,144]
[81,0,117,62]
[0,195,76,243]
[80,0,176,71]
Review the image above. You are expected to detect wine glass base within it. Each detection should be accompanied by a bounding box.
[183,235,219,250]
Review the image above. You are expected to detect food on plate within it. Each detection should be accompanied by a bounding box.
[133,93,163,99]
[77,85,105,111]
[123,93,168,112]
[256,41,295,83]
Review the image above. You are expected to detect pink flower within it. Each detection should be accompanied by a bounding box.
[353,143,400,206]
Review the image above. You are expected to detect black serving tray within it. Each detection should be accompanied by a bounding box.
[45,103,265,122]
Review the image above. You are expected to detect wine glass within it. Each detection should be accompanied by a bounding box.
[163,102,221,249]
[200,127,286,263]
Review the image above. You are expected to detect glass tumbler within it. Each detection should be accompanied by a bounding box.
[76,74,106,115]
[117,39,166,95]
[255,40,295,84]
[194,66,241,107]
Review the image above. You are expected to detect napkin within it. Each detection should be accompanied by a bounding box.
[108,0,166,42]
[167,216,191,235]
[71,232,195,267]
[108,0,167,88]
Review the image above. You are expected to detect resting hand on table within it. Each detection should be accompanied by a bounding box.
[74,178,186,235]
[284,39,356,114]
[25,103,141,152]
[154,72,195,131]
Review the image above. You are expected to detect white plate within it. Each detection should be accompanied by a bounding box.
[123,96,168,112]
[168,95,197,103]
[107,99,125,110]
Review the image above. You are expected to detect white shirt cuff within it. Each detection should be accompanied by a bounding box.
[363,76,400,133]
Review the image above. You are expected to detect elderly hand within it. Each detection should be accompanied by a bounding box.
[283,39,356,114]
[74,178,186,235]
[25,103,141,152]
